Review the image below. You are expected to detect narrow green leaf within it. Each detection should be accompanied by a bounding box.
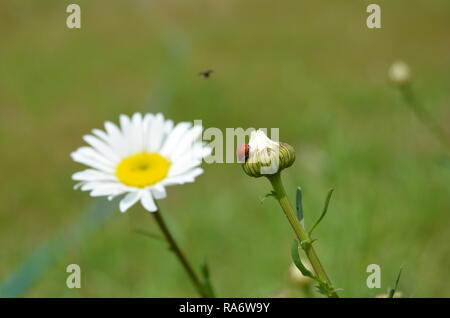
[291,240,341,297]
[296,187,305,226]
[388,266,403,298]
[308,189,334,236]
[290,240,315,279]
[200,262,216,298]
[260,191,276,203]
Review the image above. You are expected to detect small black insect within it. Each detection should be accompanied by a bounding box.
[198,70,214,78]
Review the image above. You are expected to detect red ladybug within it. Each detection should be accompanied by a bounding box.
[237,144,250,163]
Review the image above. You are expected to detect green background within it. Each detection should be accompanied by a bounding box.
[1,0,449,297]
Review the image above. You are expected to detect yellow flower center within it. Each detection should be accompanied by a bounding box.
[116,153,171,188]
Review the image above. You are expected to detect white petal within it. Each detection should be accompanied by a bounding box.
[175,142,211,162]
[164,119,174,135]
[71,148,115,173]
[89,183,126,197]
[142,113,153,152]
[104,121,127,157]
[168,158,202,177]
[82,135,120,163]
[119,114,132,135]
[72,169,117,182]
[119,114,132,154]
[130,113,144,154]
[147,113,165,152]
[162,168,204,186]
[143,113,155,124]
[90,188,124,197]
[92,128,110,143]
[160,122,192,157]
[76,147,116,167]
[169,125,203,161]
[168,143,211,177]
[119,191,141,213]
[81,181,120,191]
[150,185,167,199]
[90,128,119,155]
[140,191,157,212]
[200,143,213,157]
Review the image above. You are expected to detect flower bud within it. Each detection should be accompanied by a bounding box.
[240,130,295,178]
[388,60,411,86]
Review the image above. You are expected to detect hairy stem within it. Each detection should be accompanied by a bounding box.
[400,84,450,151]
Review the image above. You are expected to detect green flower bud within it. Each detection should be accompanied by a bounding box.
[241,130,295,178]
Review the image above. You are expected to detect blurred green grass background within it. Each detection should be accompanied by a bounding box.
[1,0,450,297]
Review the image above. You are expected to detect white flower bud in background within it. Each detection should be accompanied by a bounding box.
[288,262,313,287]
[388,60,411,85]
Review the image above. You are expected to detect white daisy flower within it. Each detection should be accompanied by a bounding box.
[71,113,211,212]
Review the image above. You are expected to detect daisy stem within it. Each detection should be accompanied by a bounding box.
[399,84,450,151]
[152,210,208,298]
[267,172,339,298]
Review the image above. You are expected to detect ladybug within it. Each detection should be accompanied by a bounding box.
[237,144,250,163]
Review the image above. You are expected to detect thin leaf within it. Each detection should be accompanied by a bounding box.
[388,266,403,298]
[291,241,340,297]
[308,189,334,236]
[260,191,276,203]
[200,262,216,298]
[290,240,315,279]
[296,187,305,227]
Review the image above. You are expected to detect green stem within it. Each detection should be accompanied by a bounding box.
[152,210,208,298]
[267,172,339,298]
[400,84,450,151]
